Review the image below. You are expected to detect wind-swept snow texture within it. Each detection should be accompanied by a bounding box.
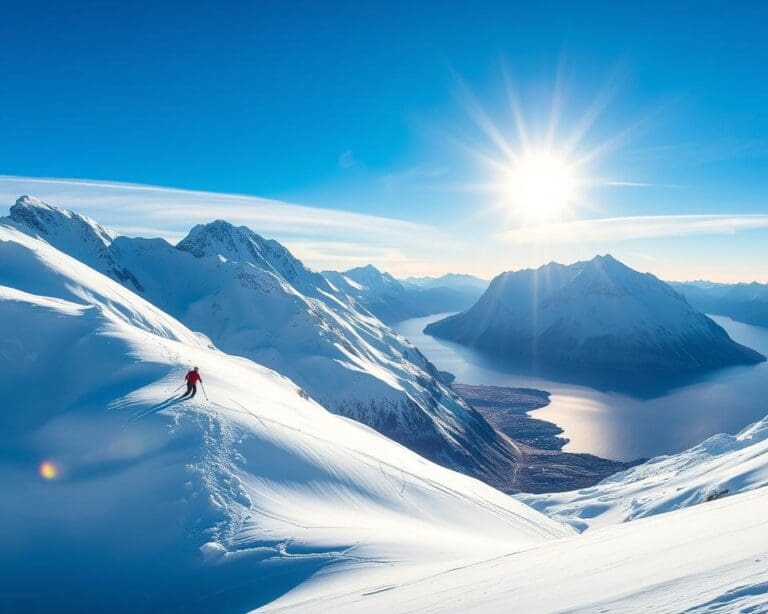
[264,486,768,612]
[0,223,568,612]
[4,196,525,492]
[426,254,765,371]
[262,418,768,612]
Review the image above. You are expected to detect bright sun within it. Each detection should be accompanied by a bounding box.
[505,151,579,223]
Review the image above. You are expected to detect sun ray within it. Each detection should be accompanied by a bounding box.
[449,64,657,235]
[500,58,531,150]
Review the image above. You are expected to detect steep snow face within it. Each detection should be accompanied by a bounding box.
[426,255,765,371]
[519,415,768,530]
[324,264,484,324]
[3,198,525,493]
[6,195,143,292]
[0,225,204,348]
[177,220,325,294]
[0,225,569,612]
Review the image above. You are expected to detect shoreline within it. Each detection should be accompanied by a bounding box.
[451,382,639,493]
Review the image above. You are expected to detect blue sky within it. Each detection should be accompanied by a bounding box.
[2,1,768,280]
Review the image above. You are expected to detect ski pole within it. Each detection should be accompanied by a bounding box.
[200,381,209,401]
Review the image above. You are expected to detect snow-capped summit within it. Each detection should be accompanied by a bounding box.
[6,195,143,292]
[177,220,321,292]
[426,254,765,371]
[344,263,401,289]
[9,195,117,245]
[4,197,527,493]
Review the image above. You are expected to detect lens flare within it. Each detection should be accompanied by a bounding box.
[39,460,59,480]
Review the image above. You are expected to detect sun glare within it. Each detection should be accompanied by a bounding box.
[504,151,579,223]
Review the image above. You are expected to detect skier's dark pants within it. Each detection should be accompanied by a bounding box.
[185,383,197,398]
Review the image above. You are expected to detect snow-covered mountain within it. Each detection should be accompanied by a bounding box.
[5,201,768,613]
[425,254,765,371]
[3,196,526,492]
[0,222,569,611]
[673,279,768,328]
[323,264,484,324]
[519,415,768,531]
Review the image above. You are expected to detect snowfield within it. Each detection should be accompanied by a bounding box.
[265,486,768,613]
[4,205,768,612]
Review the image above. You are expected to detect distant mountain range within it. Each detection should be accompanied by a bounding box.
[404,273,489,292]
[322,265,486,324]
[672,280,768,328]
[425,255,765,372]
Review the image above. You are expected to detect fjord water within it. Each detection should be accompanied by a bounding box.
[394,313,768,461]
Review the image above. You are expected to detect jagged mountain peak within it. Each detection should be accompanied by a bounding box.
[177,219,317,287]
[15,194,47,208]
[570,254,660,296]
[344,263,399,288]
[9,194,117,246]
[178,219,255,257]
[3,196,146,292]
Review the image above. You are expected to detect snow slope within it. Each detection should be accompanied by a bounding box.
[426,254,765,371]
[5,209,768,613]
[518,415,768,530]
[264,486,768,612]
[4,196,525,492]
[0,223,569,612]
[261,416,768,612]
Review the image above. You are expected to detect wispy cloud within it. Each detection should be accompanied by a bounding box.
[495,213,768,244]
[338,150,358,169]
[378,165,448,190]
[0,175,453,273]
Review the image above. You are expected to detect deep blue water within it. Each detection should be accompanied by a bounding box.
[394,314,768,462]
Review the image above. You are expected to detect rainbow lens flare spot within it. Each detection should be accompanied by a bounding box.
[39,460,59,480]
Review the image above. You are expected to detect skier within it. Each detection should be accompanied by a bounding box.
[182,367,202,399]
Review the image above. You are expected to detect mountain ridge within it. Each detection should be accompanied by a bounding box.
[323,263,485,324]
[3,196,528,493]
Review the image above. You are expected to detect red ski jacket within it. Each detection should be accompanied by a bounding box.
[185,371,202,385]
